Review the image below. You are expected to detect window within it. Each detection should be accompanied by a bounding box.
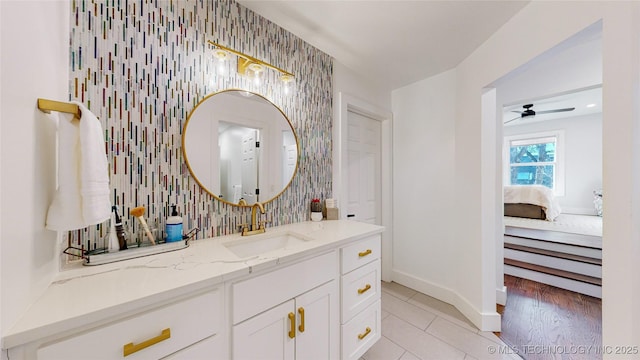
[504,131,565,195]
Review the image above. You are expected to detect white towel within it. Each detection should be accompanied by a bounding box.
[46,102,111,230]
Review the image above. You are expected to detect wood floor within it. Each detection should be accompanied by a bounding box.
[497,275,602,360]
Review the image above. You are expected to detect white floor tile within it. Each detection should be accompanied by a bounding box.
[399,351,421,360]
[362,336,405,360]
[381,309,390,320]
[426,317,515,360]
[477,330,505,345]
[382,315,466,360]
[382,292,437,330]
[381,281,418,301]
[377,281,521,360]
[408,292,478,332]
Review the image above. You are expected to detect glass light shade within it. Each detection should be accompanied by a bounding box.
[213,49,229,75]
[247,63,265,86]
[280,74,295,94]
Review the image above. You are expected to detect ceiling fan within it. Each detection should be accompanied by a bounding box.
[504,103,575,124]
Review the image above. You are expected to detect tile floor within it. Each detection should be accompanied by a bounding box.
[361,282,521,360]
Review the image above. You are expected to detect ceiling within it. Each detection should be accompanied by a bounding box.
[238,1,530,90]
[503,86,602,127]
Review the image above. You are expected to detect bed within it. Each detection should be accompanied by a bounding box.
[504,185,561,221]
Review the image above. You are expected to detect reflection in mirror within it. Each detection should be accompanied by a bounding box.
[183,90,298,206]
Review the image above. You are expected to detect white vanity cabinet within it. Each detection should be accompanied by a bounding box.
[233,281,337,360]
[3,221,385,360]
[340,234,382,360]
[230,250,340,359]
[36,288,225,360]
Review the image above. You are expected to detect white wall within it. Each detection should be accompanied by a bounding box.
[390,70,457,307]
[504,113,603,214]
[332,62,392,112]
[0,0,70,334]
[453,0,640,344]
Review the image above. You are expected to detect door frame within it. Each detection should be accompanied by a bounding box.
[334,92,393,282]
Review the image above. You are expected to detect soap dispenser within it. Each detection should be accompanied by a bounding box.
[166,205,183,242]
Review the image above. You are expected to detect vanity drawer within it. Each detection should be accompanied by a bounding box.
[341,300,381,360]
[232,250,337,324]
[37,289,222,360]
[342,259,380,322]
[341,235,381,275]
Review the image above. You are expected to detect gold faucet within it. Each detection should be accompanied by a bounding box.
[241,202,266,236]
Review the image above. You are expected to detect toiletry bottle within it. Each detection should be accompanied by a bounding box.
[113,206,128,250]
[166,205,183,242]
[109,209,119,252]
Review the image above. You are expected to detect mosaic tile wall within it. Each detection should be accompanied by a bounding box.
[68,0,333,250]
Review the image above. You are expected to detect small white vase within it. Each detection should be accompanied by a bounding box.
[311,212,323,222]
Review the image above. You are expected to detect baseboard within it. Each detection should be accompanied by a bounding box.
[496,285,507,306]
[391,269,501,332]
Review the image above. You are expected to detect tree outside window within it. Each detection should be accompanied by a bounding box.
[504,131,564,195]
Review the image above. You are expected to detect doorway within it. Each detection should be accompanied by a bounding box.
[346,110,381,225]
[335,92,393,281]
[489,22,603,351]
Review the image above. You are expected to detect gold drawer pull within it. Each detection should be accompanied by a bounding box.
[288,312,296,339]
[298,307,305,332]
[358,327,372,340]
[357,284,372,294]
[123,328,171,357]
[358,249,372,257]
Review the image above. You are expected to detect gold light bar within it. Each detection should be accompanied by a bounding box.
[207,40,295,78]
[37,98,81,120]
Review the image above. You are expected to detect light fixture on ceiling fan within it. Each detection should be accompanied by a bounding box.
[504,103,575,124]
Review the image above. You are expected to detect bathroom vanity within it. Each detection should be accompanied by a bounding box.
[2,220,383,359]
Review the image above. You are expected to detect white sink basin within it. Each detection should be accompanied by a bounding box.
[223,232,312,258]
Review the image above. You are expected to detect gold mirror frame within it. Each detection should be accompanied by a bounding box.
[182,89,299,207]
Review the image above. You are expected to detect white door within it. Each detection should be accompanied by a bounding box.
[347,111,381,224]
[283,144,297,188]
[295,281,338,360]
[241,130,259,203]
[233,299,295,360]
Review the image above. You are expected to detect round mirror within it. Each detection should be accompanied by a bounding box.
[182,90,299,206]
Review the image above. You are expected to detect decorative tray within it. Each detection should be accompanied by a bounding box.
[83,240,189,266]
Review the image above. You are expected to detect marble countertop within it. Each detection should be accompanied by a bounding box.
[2,220,384,349]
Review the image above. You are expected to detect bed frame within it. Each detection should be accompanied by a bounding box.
[504,203,546,220]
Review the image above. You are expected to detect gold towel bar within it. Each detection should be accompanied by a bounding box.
[37,98,81,120]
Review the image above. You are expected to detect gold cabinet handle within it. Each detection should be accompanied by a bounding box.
[357,284,372,294]
[298,307,305,333]
[123,328,171,357]
[358,327,372,340]
[358,249,372,257]
[288,312,296,339]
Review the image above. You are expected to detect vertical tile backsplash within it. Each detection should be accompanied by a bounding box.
[68,0,333,248]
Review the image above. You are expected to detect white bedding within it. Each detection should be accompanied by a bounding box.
[504,185,561,221]
[504,214,602,237]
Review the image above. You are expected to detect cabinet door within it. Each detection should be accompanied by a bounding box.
[233,300,295,360]
[295,281,339,360]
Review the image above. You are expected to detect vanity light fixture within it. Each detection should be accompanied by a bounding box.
[208,40,295,89]
[213,48,230,74]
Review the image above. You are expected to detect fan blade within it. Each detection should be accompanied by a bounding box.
[504,116,521,124]
[511,110,524,114]
[536,107,575,114]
